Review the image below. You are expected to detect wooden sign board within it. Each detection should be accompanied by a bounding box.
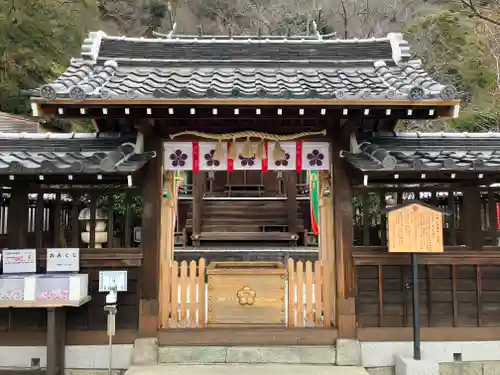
[387,202,444,253]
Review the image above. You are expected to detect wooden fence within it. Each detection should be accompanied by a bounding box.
[169,259,206,328]
[164,258,334,329]
[287,259,334,328]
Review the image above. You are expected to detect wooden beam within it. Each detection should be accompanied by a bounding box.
[330,119,357,338]
[358,327,500,341]
[191,172,205,246]
[33,98,461,107]
[284,171,298,235]
[137,118,154,137]
[463,186,482,249]
[159,171,176,329]
[46,308,65,375]
[139,127,162,337]
[157,328,338,346]
[352,249,500,265]
[7,184,29,248]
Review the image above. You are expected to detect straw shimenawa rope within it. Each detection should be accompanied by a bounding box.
[169,130,327,161]
[168,129,327,141]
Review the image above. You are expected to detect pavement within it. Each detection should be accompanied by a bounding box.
[125,364,369,375]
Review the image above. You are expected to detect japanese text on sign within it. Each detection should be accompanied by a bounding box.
[388,204,444,253]
[98,270,128,292]
[46,248,80,272]
[2,249,36,273]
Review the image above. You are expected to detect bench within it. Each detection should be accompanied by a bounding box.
[261,224,289,232]
[225,184,264,197]
[192,231,299,242]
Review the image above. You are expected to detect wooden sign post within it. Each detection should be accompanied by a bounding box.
[387,201,444,360]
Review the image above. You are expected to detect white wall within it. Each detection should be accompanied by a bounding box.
[0,345,133,369]
[362,341,500,367]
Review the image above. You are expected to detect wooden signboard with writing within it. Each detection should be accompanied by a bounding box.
[387,202,444,253]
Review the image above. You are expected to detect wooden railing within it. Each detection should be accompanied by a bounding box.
[353,250,500,329]
[169,259,206,328]
[287,259,334,328]
[163,258,335,329]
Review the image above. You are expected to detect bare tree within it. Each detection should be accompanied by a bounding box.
[97,0,168,36]
[185,0,319,35]
[475,21,500,90]
[326,0,437,38]
[456,0,500,27]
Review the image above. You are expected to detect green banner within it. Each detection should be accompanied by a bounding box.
[309,171,320,234]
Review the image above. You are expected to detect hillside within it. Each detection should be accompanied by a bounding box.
[1,0,499,131]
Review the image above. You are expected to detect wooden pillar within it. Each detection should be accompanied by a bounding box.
[284,171,298,234]
[46,307,66,375]
[463,186,482,249]
[318,172,336,326]
[139,131,162,336]
[192,171,205,246]
[158,171,176,328]
[52,193,62,247]
[331,122,356,338]
[7,184,29,248]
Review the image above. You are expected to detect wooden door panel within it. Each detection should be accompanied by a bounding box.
[263,171,278,195]
[228,171,245,185]
[246,171,262,185]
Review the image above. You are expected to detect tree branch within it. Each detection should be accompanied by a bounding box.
[458,0,500,27]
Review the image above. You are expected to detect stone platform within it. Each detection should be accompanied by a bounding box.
[126,364,369,375]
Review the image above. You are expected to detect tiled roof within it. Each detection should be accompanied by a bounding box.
[0,133,154,175]
[0,112,40,133]
[342,132,500,172]
[33,31,457,102]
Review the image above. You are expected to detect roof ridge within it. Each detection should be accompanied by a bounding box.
[373,131,500,138]
[386,33,412,64]
[96,30,394,43]
[81,31,106,62]
[0,132,128,140]
[80,30,410,65]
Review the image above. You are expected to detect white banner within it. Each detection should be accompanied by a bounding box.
[163,141,330,171]
[164,142,193,171]
[268,141,296,171]
[198,142,227,171]
[301,142,330,171]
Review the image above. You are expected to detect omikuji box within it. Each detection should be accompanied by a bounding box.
[32,274,89,301]
[0,275,28,301]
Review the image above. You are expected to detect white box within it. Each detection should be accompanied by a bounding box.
[32,274,89,301]
[0,275,28,301]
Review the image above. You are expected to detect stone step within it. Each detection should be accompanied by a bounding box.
[126,365,369,375]
[158,346,337,365]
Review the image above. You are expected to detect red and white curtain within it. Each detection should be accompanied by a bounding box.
[164,141,330,172]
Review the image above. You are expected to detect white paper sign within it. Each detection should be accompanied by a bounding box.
[2,249,36,274]
[46,248,80,272]
[99,270,128,292]
[133,227,141,243]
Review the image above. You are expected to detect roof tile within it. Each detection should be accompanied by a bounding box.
[343,133,500,172]
[33,31,456,102]
[0,133,154,175]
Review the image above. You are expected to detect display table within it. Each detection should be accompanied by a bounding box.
[0,296,91,375]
